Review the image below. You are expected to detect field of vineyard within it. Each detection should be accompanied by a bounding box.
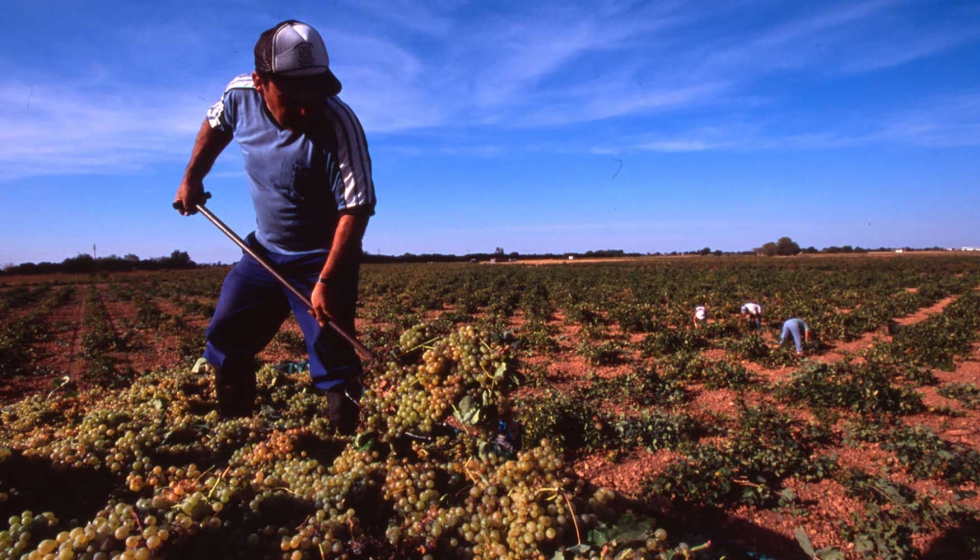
[1,254,979,560]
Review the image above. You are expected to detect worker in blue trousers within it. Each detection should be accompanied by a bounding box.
[779,318,810,355]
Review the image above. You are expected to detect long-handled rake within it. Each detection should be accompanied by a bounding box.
[174,194,378,366]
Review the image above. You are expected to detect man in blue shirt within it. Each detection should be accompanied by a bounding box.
[779,318,810,355]
[174,20,375,433]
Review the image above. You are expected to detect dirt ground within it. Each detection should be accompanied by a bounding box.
[561,293,980,558]
[0,278,311,402]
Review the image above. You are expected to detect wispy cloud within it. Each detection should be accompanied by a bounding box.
[634,139,721,153]
[462,15,657,109]
[515,82,729,128]
[685,0,897,77]
[835,27,980,74]
[440,218,803,235]
[340,0,462,37]
[625,130,868,153]
[877,92,980,147]
[678,0,977,82]
[382,143,503,157]
[0,81,208,181]
[340,0,706,131]
[611,90,980,153]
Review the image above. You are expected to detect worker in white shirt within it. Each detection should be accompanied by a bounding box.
[692,305,707,328]
[741,302,762,330]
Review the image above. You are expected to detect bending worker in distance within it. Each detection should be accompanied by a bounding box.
[779,318,810,355]
[741,302,762,330]
[173,20,375,434]
[692,305,707,329]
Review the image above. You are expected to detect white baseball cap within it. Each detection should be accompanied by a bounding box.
[254,20,342,96]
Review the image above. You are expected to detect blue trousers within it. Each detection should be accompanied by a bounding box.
[780,320,805,353]
[203,233,361,390]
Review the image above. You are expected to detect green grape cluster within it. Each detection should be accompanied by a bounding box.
[362,325,510,439]
[260,445,385,559]
[9,503,173,560]
[397,323,436,353]
[383,460,441,542]
[0,511,59,560]
[452,439,585,559]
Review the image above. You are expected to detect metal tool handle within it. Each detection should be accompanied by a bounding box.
[173,193,378,363]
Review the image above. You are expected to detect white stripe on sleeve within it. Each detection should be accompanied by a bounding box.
[207,75,254,130]
[326,97,375,212]
[206,100,225,129]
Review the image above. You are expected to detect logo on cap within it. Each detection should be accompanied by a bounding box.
[296,43,315,67]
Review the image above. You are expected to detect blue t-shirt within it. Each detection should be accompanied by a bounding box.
[207,75,376,254]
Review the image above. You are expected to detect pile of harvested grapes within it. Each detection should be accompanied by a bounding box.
[0,325,705,560]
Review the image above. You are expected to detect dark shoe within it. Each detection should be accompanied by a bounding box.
[214,364,257,419]
[323,380,361,435]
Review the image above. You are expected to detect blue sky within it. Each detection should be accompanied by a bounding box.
[1,0,978,264]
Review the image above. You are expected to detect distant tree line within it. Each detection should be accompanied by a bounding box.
[361,249,638,264]
[749,237,951,257]
[4,240,958,274]
[755,237,802,256]
[1,251,196,275]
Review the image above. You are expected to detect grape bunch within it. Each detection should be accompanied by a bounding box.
[362,325,511,439]
[382,460,442,543]
[397,323,436,353]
